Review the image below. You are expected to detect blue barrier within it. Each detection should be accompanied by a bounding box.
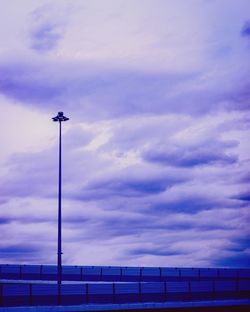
[115,283,139,303]
[141,282,165,302]
[102,267,121,281]
[239,269,250,279]
[1,264,250,282]
[41,265,57,281]
[219,269,237,278]
[121,267,141,282]
[62,266,81,281]
[180,268,199,281]
[88,283,113,304]
[142,267,161,282]
[21,265,41,280]
[214,280,237,300]
[60,284,86,305]
[190,281,213,300]
[32,284,58,305]
[1,265,21,280]
[166,281,189,301]
[0,279,250,307]
[82,266,101,281]
[161,268,180,281]
[2,284,30,306]
[199,268,218,279]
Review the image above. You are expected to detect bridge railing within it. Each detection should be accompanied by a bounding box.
[1,280,250,307]
[1,265,249,282]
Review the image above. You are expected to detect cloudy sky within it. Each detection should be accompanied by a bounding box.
[0,0,249,268]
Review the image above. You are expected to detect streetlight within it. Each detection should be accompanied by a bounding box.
[52,112,69,286]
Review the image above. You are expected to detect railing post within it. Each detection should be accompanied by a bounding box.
[139,282,142,302]
[112,282,116,303]
[86,283,89,304]
[120,267,122,281]
[80,267,83,281]
[0,284,3,306]
[29,283,32,306]
[164,281,167,302]
[58,283,61,305]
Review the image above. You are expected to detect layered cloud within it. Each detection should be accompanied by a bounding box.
[29,3,69,53]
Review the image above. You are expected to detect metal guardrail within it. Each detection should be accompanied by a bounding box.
[1,265,250,282]
[1,280,250,307]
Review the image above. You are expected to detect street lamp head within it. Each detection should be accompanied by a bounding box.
[52,112,69,122]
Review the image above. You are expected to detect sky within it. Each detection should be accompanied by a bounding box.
[0,0,250,268]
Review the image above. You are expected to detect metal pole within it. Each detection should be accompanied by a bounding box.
[52,112,69,288]
[58,120,62,286]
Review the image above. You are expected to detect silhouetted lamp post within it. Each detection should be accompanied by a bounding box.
[52,112,69,286]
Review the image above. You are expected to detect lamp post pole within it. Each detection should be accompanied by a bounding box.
[52,112,69,286]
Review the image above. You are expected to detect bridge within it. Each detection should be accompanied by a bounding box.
[0,264,250,311]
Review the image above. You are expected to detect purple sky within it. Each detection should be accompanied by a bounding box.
[0,0,250,268]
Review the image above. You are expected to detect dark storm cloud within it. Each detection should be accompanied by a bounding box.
[151,198,217,214]
[28,3,68,53]
[84,176,179,198]
[232,192,250,202]
[128,248,184,257]
[0,58,249,122]
[214,238,250,268]
[30,23,64,52]
[0,62,64,105]
[241,20,250,37]
[0,217,11,224]
[215,254,250,268]
[74,165,190,201]
[228,239,250,253]
[149,195,242,214]
[239,172,250,183]
[0,245,37,254]
[143,139,238,167]
[93,213,227,240]
[0,245,40,262]
[0,60,197,117]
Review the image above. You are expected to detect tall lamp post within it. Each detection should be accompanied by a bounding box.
[52,112,69,286]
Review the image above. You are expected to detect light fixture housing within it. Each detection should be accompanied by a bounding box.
[52,112,69,122]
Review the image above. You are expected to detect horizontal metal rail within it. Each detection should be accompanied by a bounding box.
[1,265,249,282]
[0,280,250,307]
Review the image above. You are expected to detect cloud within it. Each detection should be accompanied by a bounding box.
[0,245,37,255]
[0,56,249,123]
[81,165,189,200]
[215,253,250,268]
[241,20,250,37]
[151,197,222,214]
[0,124,95,201]
[213,237,250,268]
[30,23,64,53]
[142,139,238,167]
[128,248,184,257]
[28,2,71,53]
[232,191,250,202]
[0,108,249,267]
[0,217,10,225]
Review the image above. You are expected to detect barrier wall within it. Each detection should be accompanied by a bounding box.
[1,280,250,307]
[1,265,250,282]
[1,265,249,307]
[0,280,250,306]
